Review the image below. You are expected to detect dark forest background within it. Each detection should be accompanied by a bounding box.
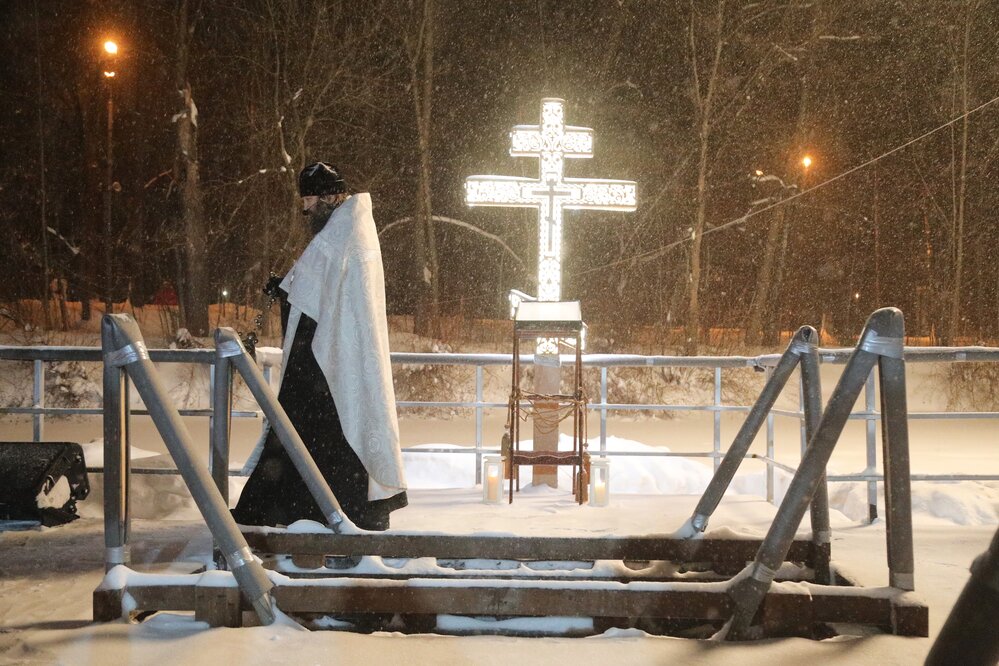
[2,0,998,351]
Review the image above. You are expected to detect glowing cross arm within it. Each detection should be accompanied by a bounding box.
[465,176,543,208]
[509,125,594,158]
[562,179,638,211]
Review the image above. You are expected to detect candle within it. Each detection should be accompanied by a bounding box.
[486,467,500,503]
[593,479,607,506]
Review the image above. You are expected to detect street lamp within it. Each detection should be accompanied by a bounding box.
[102,39,118,313]
[801,155,813,170]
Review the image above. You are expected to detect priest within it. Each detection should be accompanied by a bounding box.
[233,162,408,530]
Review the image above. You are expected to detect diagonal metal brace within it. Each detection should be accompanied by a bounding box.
[679,326,820,536]
[215,326,353,534]
[726,308,910,640]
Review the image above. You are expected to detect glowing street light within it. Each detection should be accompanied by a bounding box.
[103,40,118,78]
[801,155,813,169]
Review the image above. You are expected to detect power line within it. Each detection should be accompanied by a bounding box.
[572,90,999,278]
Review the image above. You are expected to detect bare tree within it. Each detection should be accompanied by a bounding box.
[171,0,210,335]
[946,0,979,343]
[684,0,726,355]
[224,0,396,296]
[403,0,442,337]
[31,0,53,330]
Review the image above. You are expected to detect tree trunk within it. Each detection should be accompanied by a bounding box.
[948,3,973,344]
[174,0,210,336]
[684,0,726,355]
[32,0,52,330]
[410,0,441,338]
[745,206,786,346]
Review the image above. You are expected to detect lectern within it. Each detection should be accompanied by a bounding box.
[507,300,588,503]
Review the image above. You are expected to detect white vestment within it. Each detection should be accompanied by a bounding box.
[279,193,406,501]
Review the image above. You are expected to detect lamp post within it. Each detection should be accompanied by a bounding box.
[102,40,118,314]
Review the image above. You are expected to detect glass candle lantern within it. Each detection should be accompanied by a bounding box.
[483,455,503,504]
[589,458,610,507]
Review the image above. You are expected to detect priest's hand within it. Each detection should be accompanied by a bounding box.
[263,274,285,298]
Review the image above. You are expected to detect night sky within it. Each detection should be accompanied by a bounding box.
[2,0,998,345]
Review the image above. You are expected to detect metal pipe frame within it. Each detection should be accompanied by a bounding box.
[678,326,821,538]
[799,337,831,584]
[101,318,130,572]
[100,314,275,625]
[214,327,351,533]
[210,344,233,569]
[726,308,913,640]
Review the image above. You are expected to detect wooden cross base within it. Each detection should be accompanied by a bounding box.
[509,449,590,503]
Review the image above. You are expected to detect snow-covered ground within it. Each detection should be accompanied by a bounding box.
[1,342,998,663]
[0,482,994,664]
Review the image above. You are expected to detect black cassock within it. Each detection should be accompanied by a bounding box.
[232,292,407,531]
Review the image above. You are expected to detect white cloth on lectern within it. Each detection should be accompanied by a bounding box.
[279,193,406,501]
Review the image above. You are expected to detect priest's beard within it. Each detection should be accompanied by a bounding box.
[305,200,338,236]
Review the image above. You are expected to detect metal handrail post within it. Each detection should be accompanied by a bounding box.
[101,317,130,572]
[261,364,272,440]
[713,367,722,471]
[600,366,608,452]
[766,366,775,504]
[475,365,483,484]
[726,311,890,640]
[678,327,816,537]
[32,359,44,441]
[865,371,878,522]
[877,309,914,591]
[800,339,830,584]
[102,315,275,625]
[215,327,352,533]
[798,374,807,457]
[211,346,234,569]
[925,525,999,665]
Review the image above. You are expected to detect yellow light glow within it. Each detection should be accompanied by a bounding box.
[104,40,118,55]
[754,169,764,176]
[103,71,116,78]
[802,155,813,169]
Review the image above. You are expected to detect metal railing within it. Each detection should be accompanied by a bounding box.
[3,341,999,513]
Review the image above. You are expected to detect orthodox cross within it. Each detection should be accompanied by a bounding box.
[465,98,637,303]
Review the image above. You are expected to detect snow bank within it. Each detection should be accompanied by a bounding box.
[404,435,714,495]
[71,433,997,527]
[78,438,203,521]
[827,479,999,526]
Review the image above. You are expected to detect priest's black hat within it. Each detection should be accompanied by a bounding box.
[299,162,347,197]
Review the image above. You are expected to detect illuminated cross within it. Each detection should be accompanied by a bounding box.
[465,98,638,304]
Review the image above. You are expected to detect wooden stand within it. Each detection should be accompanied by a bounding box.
[507,301,587,503]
